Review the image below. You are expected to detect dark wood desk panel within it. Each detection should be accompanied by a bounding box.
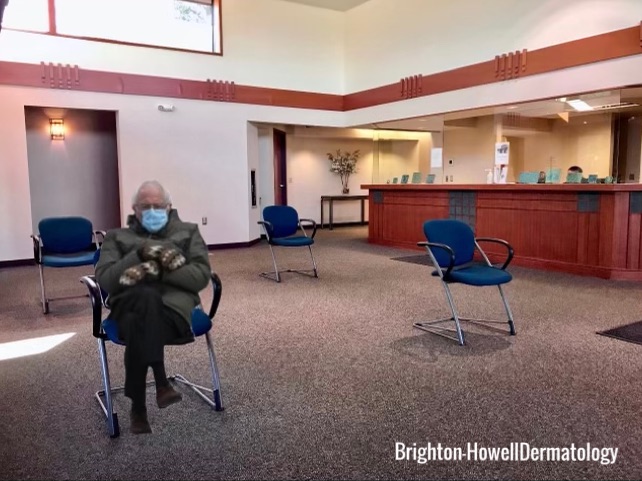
[362,184,642,280]
[320,195,368,230]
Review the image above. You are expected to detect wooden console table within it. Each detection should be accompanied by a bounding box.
[320,195,368,230]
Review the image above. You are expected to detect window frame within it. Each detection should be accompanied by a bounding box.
[4,0,223,56]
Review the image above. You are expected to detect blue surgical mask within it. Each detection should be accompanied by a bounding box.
[141,208,168,233]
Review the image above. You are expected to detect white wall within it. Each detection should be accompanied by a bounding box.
[4,0,642,261]
[345,0,642,92]
[0,0,345,93]
[442,116,497,184]
[287,136,374,223]
[0,84,344,261]
[25,107,121,233]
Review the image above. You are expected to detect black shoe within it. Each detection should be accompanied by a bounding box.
[130,408,152,434]
[156,385,182,409]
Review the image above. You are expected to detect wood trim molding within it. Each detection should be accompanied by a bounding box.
[1,23,641,112]
[344,24,642,110]
[0,60,344,110]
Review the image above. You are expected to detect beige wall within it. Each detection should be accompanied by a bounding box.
[439,113,614,182]
[522,114,613,177]
[442,116,497,184]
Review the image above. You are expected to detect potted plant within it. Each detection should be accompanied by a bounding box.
[327,149,359,194]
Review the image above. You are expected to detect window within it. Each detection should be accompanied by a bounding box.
[2,0,49,32]
[2,0,222,55]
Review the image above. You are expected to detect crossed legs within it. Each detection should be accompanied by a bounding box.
[110,285,190,434]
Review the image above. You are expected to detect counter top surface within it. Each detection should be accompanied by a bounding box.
[361,183,642,192]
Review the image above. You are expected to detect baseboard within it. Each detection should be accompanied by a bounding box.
[207,238,262,250]
[0,258,34,268]
[320,221,369,229]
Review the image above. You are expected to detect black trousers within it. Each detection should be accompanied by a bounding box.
[109,284,193,408]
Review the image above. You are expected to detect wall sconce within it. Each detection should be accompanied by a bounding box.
[49,119,65,140]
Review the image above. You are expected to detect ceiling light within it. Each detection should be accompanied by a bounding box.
[566,99,593,111]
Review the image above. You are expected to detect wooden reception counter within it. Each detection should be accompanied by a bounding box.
[362,183,642,281]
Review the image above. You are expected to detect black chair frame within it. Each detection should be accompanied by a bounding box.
[415,237,516,346]
[32,229,105,314]
[80,273,224,438]
[257,218,319,282]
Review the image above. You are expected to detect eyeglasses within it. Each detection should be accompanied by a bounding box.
[136,203,168,210]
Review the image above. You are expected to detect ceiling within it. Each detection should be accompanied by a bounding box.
[368,87,642,133]
[277,0,371,11]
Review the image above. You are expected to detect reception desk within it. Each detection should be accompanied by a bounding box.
[362,184,642,281]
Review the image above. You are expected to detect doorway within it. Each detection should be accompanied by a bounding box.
[273,128,287,205]
[24,106,121,233]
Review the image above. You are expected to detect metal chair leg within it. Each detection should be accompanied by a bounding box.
[413,282,466,346]
[38,264,49,314]
[95,338,120,438]
[259,244,282,282]
[308,245,319,278]
[171,332,224,411]
[498,285,516,335]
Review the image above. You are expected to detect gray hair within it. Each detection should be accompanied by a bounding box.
[132,180,172,206]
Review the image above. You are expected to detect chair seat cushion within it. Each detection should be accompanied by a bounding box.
[271,236,314,247]
[101,308,212,345]
[445,265,512,286]
[42,251,96,267]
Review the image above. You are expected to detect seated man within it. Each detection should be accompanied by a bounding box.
[566,165,584,183]
[96,180,211,434]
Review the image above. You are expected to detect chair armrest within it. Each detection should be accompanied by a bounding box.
[208,272,223,319]
[31,235,42,264]
[80,275,105,339]
[257,220,273,242]
[94,230,106,247]
[299,218,317,239]
[417,241,455,278]
[475,237,514,270]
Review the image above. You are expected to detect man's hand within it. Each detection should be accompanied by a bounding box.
[158,247,186,272]
[138,244,186,272]
[119,260,161,286]
[138,244,164,261]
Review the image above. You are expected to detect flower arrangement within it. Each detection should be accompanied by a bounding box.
[327,149,360,194]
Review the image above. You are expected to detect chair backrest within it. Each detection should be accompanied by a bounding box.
[262,205,299,238]
[38,216,94,254]
[423,219,475,267]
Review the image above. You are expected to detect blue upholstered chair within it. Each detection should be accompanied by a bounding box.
[257,205,318,282]
[80,270,225,438]
[31,216,104,314]
[416,219,516,346]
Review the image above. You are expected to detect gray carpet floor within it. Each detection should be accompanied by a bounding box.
[1,226,642,480]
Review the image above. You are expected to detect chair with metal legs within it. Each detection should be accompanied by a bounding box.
[31,216,104,314]
[80,272,225,438]
[414,219,516,346]
[258,205,318,283]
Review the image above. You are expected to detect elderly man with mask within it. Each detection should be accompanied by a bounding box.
[96,180,211,434]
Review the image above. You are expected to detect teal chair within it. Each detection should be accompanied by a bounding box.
[415,219,516,346]
[258,205,318,282]
[31,216,104,314]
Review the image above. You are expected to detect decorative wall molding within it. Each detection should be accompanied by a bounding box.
[205,79,235,101]
[495,49,527,80]
[40,61,80,89]
[400,74,422,99]
[1,23,641,113]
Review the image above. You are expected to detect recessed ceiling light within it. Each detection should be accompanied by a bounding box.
[567,99,593,111]
[507,106,518,110]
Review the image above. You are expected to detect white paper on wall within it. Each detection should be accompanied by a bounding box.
[430,148,443,168]
[495,142,510,165]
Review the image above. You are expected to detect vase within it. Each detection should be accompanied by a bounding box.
[342,187,350,194]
